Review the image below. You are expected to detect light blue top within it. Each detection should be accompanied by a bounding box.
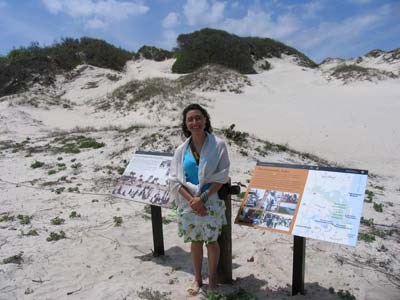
[183,146,210,193]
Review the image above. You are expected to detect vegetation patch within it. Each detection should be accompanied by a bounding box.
[0,37,133,96]
[48,169,57,175]
[113,216,123,227]
[3,252,24,264]
[358,232,375,243]
[135,45,173,61]
[221,124,249,147]
[17,214,32,225]
[31,160,45,168]
[50,216,65,225]
[330,64,397,82]
[71,162,82,169]
[360,217,374,227]
[177,64,251,93]
[172,28,316,74]
[373,202,383,212]
[69,211,81,218]
[51,135,105,154]
[0,214,14,222]
[137,287,171,300]
[46,231,66,241]
[21,229,39,236]
[106,77,183,111]
[365,190,374,203]
[54,187,65,194]
[205,287,256,300]
[67,187,80,193]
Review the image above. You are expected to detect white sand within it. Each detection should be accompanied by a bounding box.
[0,57,399,300]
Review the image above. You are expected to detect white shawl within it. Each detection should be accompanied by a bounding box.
[169,133,230,210]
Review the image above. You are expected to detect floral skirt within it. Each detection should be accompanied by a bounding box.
[177,198,227,245]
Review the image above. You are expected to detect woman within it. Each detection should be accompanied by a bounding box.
[169,103,230,296]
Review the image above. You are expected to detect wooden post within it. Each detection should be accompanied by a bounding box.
[292,235,306,295]
[151,205,164,256]
[217,193,232,284]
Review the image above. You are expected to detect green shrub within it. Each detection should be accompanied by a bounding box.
[69,211,81,218]
[71,162,82,169]
[117,167,125,175]
[358,233,375,243]
[364,190,374,203]
[3,252,23,264]
[0,215,14,222]
[78,137,105,149]
[221,124,249,147]
[31,160,45,168]
[46,231,66,241]
[26,229,39,236]
[113,216,123,226]
[1,37,133,96]
[17,214,32,225]
[55,187,65,194]
[50,216,65,225]
[137,287,171,300]
[360,217,374,226]
[135,45,173,61]
[373,202,383,212]
[332,64,369,75]
[172,28,316,74]
[67,187,80,193]
[48,169,57,175]
[57,163,66,170]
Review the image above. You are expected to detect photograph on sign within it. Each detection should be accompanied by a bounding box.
[112,152,173,208]
[235,163,368,246]
[237,188,296,232]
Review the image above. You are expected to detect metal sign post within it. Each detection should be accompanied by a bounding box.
[292,235,306,295]
[151,205,165,256]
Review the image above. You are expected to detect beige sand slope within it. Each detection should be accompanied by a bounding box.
[0,58,399,300]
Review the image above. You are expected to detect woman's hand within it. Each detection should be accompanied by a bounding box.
[189,197,208,216]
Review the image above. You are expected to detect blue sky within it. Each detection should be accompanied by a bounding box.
[0,0,399,62]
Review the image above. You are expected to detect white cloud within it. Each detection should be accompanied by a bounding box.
[184,0,226,26]
[295,10,386,51]
[220,9,298,39]
[289,4,392,61]
[231,1,239,9]
[162,12,179,29]
[159,29,178,49]
[41,0,149,28]
[85,18,107,29]
[303,1,323,18]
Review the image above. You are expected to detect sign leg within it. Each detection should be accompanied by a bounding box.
[292,235,306,295]
[151,205,164,256]
[217,192,233,284]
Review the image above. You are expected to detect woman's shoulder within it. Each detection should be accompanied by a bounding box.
[208,133,228,147]
[174,137,191,153]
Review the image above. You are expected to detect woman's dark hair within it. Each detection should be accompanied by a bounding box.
[181,103,213,138]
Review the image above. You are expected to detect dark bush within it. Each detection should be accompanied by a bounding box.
[0,37,133,96]
[135,45,173,61]
[172,28,316,74]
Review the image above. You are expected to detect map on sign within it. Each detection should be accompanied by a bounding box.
[112,151,173,208]
[235,163,368,247]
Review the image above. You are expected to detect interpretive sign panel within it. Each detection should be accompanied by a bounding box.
[235,162,368,246]
[112,151,173,208]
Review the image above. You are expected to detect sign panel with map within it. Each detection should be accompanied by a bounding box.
[235,162,368,246]
[112,151,173,208]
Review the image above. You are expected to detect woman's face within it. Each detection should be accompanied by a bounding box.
[185,109,206,135]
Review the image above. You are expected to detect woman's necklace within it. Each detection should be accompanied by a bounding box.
[190,135,205,164]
